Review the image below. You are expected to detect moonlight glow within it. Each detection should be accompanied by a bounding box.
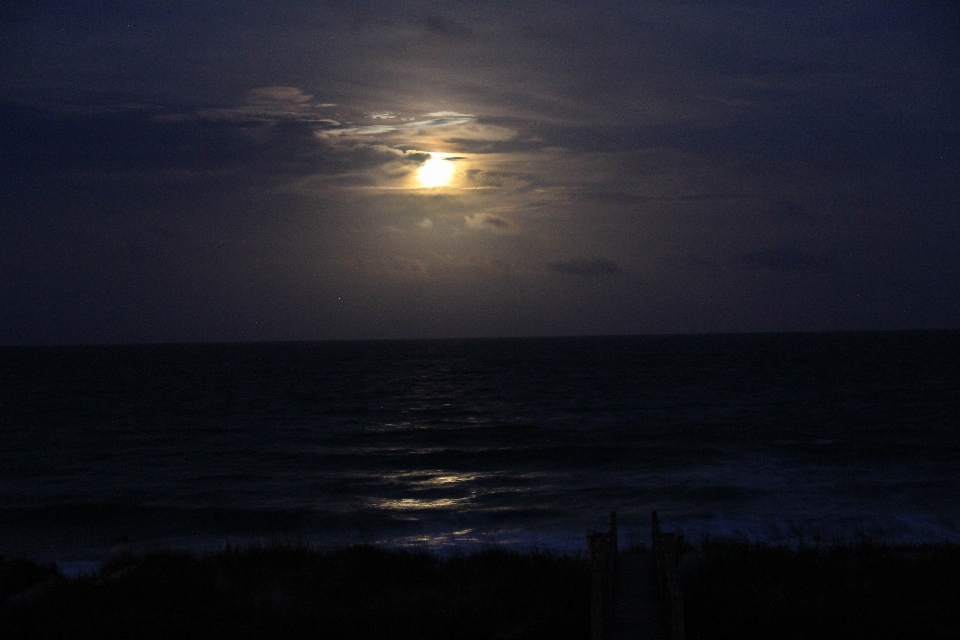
[418,155,455,187]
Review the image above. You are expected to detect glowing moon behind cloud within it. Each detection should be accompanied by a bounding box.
[418,155,455,187]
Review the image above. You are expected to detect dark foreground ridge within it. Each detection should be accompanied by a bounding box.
[589,510,960,640]
[4,535,960,639]
[682,537,960,640]
[0,545,590,640]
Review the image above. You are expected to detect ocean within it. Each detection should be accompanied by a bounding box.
[2,331,959,574]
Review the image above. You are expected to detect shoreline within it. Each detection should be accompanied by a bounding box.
[5,509,960,568]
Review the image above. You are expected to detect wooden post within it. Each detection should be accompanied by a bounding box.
[666,580,685,640]
[588,531,611,640]
[610,510,618,558]
[651,511,664,598]
[587,510,622,640]
[651,511,661,589]
[609,510,618,610]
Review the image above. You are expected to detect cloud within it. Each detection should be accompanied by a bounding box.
[770,199,808,219]
[333,113,475,136]
[421,16,476,41]
[673,193,753,202]
[344,254,512,281]
[404,151,431,164]
[438,120,541,154]
[737,245,827,273]
[247,86,313,105]
[463,169,537,192]
[548,257,623,276]
[0,102,434,185]
[445,137,549,154]
[203,86,339,121]
[464,213,518,233]
[425,111,474,118]
[569,190,753,206]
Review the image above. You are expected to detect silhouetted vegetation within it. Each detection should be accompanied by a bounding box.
[1,556,59,602]
[8,538,960,639]
[1,544,590,640]
[682,539,960,640]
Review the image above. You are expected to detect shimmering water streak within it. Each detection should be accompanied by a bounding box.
[1,331,958,563]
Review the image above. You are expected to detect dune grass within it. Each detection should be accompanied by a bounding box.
[1,556,59,603]
[681,538,960,640]
[7,538,960,639]
[1,544,590,640]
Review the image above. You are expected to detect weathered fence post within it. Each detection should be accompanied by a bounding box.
[610,510,618,558]
[651,511,660,596]
[588,530,610,640]
[609,510,618,611]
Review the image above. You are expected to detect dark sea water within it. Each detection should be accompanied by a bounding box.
[2,332,959,573]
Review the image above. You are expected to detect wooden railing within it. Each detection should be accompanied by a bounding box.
[651,511,685,640]
[588,510,685,640]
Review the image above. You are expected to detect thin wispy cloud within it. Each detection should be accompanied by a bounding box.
[738,246,829,274]
[548,258,623,276]
[464,213,519,233]
[332,114,476,136]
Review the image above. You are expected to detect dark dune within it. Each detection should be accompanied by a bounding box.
[4,539,960,639]
[1,544,590,640]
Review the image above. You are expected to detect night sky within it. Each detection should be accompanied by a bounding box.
[2,1,958,344]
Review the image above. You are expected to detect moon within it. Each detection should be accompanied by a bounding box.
[418,155,455,188]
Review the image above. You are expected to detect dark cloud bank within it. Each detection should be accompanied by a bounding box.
[549,258,624,276]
